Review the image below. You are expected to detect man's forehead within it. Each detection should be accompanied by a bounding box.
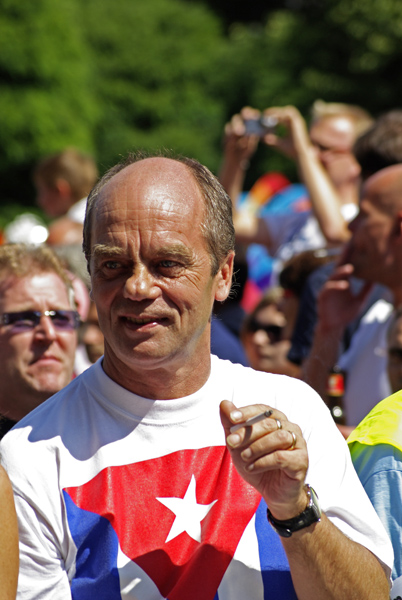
[0,272,67,296]
[100,157,199,199]
[363,164,402,202]
[92,158,206,245]
[312,115,354,135]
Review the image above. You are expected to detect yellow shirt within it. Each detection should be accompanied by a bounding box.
[347,390,402,453]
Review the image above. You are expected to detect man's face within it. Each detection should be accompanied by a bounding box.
[0,273,77,420]
[35,177,73,218]
[387,316,402,394]
[309,116,360,188]
[346,167,402,286]
[89,158,233,394]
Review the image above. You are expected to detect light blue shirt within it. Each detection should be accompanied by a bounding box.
[351,442,402,580]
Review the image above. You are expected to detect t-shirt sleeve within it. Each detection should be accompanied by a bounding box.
[14,491,72,599]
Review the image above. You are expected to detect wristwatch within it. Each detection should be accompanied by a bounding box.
[267,484,321,538]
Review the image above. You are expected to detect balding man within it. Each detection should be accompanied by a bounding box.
[0,152,391,599]
[334,165,402,597]
[304,164,402,428]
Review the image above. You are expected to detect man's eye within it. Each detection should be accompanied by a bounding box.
[159,260,178,268]
[13,319,36,328]
[104,261,122,270]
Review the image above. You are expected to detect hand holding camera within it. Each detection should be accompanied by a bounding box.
[244,115,278,137]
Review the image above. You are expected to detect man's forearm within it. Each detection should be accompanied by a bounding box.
[297,149,350,244]
[219,155,248,202]
[301,323,343,400]
[282,513,389,600]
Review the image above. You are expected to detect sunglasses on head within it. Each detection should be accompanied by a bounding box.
[0,310,81,332]
[247,319,284,340]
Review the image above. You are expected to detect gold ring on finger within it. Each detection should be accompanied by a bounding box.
[275,419,282,430]
[288,431,297,450]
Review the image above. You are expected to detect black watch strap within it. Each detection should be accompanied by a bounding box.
[267,484,321,538]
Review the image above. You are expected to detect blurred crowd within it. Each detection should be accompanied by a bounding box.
[2,99,402,596]
[217,101,402,433]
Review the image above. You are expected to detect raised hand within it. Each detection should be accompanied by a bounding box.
[220,400,309,520]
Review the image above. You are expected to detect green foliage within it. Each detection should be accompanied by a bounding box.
[268,0,402,113]
[0,0,99,204]
[81,0,228,172]
[2,0,402,217]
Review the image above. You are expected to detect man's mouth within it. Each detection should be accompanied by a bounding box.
[125,317,156,325]
[31,355,60,365]
[122,316,168,329]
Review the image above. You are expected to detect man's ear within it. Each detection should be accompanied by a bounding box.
[55,178,72,199]
[215,251,235,302]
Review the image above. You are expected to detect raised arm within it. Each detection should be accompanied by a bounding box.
[219,107,260,202]
[0,465,18,600]
[220,400,389,600]
[262,106,352,245]
[218,108,275,249]
[301,263,373,400]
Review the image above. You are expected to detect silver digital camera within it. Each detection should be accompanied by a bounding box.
[244,115,278,137]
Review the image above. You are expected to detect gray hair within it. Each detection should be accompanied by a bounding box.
[83,150,235,275]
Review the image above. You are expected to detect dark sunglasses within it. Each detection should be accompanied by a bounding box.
[247,319,284,340]
[0,310,81,332]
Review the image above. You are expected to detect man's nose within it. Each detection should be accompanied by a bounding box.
[252,329,270,344]
[33,315,58,341]
[123,264,160,300]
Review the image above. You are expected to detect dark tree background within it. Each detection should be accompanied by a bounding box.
[1,0,402,224]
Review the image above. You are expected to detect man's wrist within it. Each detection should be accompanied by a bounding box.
[267,485,322,538]
[266,486,310,522]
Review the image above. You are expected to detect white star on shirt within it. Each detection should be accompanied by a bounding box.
[156,474,218,543]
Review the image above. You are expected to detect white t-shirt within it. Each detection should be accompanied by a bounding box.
[338,299,393,426]
[0,356,392,599]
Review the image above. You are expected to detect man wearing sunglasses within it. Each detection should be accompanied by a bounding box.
[0,243,80,438]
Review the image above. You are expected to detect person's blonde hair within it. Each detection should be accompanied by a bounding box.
[0,244,74,302]
[311,100,373,138]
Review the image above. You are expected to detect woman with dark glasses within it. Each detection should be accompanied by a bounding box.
[240,288,299,377]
